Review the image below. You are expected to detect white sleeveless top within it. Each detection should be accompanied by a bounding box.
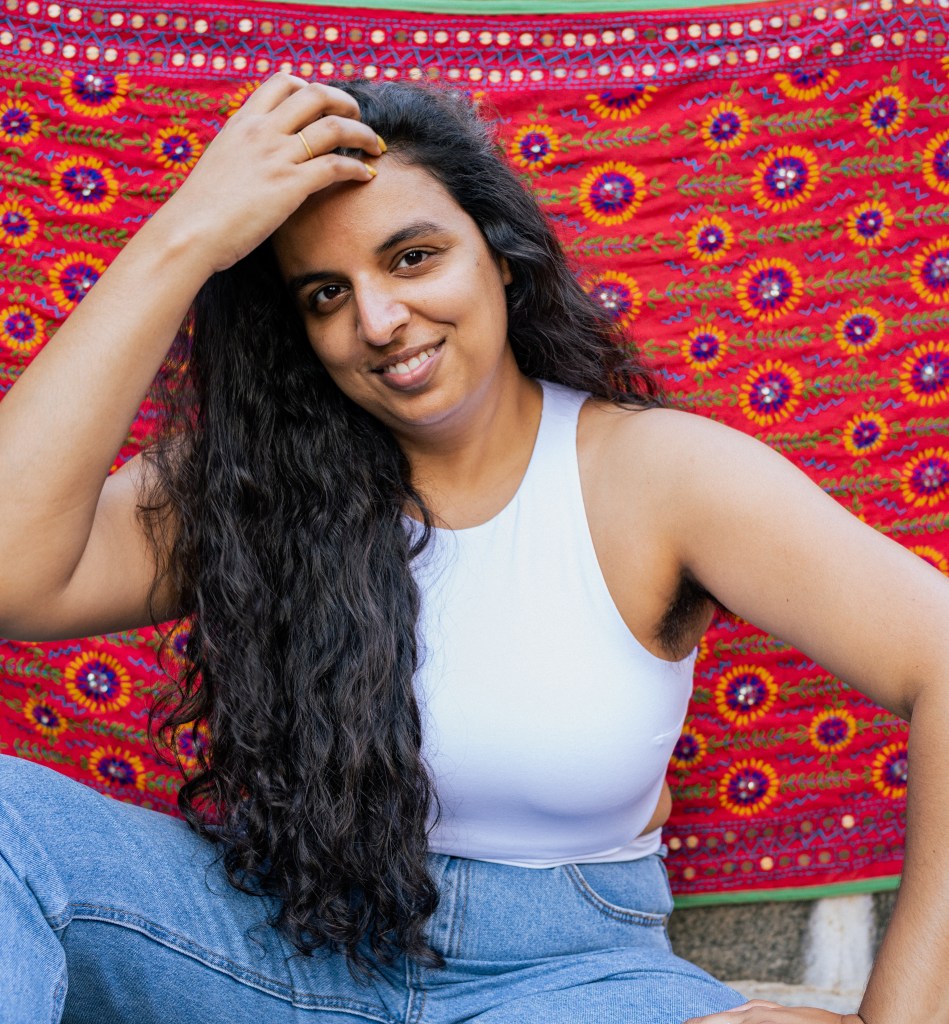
[411,381,695,867]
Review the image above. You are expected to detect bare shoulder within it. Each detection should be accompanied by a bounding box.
[578,398,773,509]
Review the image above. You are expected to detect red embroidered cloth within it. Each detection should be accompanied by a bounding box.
[2,0,947,902]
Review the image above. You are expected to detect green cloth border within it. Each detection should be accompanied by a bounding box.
[249,0,767,13]
[673,875,900,909]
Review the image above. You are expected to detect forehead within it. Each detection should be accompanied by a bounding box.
[272,159,480,273]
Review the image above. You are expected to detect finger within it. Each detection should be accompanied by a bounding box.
[297,115,384,162]
[268,80,362,133]
[298,153,378,192]
[235,72,311,116]
[682,1004,780,1024]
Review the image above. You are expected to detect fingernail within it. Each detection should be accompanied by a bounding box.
[364,163,378,177]
[376,134,387,153]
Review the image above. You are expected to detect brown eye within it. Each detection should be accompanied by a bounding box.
[308,283,348,313]
[397,249,430,269]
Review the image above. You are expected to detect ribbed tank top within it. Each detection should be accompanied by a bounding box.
[411,381,695,867]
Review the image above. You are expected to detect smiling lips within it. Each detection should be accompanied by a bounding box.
[375,341,444,389]
[380,343,441,376]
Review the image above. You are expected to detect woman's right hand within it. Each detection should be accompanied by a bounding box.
[155,74,384,275]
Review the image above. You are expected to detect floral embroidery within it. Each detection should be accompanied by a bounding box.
[578,161,648,225]
[509,123,560,169]
[63,652,132,714]
[718,759,780,817]
[61,70,130,118]
[808,709,857,754]
[900,448,949,508]
[870,742,908,800]
[739,359,804,426]
[751,146,820,213]
[736,259,804,321]
[587,87,657,120]
[715,665,778,726]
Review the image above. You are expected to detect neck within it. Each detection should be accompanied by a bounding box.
[398,369,543,531]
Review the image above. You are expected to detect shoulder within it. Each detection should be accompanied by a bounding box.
[578,399,772,504]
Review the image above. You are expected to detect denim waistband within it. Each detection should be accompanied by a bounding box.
[424,853,674,963]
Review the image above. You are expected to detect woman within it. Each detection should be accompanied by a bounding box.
[0,75,945,1024]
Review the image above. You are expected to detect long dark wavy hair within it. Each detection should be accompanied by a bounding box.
[143,79,661,975]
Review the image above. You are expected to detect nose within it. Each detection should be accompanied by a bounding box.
[353,282,410,348]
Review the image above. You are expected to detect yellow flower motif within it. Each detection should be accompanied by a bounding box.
[63,651,132,713]
[696,634,710,664]
[846,201,894,248]
[686,215,734,263]
[48,252,109,310]
[910,237,949,305]
[163,620,192,670]
[61,69,130,118]
[870,741,908,800]
[750,146,820,213]
[577,161,648,226]
[718,758,780,818]
[860,86,908,138]
[921,128,949,195]
[585,271,642,328]
[899,341,949,407]
[0,303,45,354]
[24,696,67,742]
[50,156,119,215]
[774,67,840,102]
[509,123,560,170]
[900,447,949,508]
[833,306,885,356]
[738,359,804,427]
[841,410,889,456]
[808,709,857,754]
[174,722,211,772]
[736,258,804,322]
[681,324,728,372]
[0,199,38,248]
[700,102,750,151]
[909,544,949,575]
[87,745,147,790]
[670,727,707,772]
[586,87,657,120]
[0,100,40,145]
[225,81,261,118]
[152,127,204,171]
[714,665,777,727]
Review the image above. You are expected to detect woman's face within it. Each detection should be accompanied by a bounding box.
[272,159,516,444]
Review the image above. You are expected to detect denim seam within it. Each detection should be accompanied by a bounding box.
[66,905,397,1022]
[562,865,669,927]
[450,860,470,960]
[404,952,426,1024]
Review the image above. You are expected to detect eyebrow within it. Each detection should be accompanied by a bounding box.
[286,220,447,297]
[373,220,445,257]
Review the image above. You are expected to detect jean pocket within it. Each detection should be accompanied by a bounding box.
[564,856,673,925]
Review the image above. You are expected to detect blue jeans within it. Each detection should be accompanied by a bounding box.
[0,755,744,1023]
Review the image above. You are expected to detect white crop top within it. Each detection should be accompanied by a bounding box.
[411,381,694,868]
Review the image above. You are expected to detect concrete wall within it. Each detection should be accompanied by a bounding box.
[668,891,898,1009]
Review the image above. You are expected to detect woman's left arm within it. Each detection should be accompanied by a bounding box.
[608,408,949,1024]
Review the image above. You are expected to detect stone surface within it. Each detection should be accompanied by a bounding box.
[668,891,896,988]
[728,981,861,1013]
[668,900,812,983]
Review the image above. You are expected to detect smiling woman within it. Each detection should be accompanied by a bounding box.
[0,75,946,1024]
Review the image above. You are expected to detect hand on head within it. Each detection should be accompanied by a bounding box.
[159,74,384,275]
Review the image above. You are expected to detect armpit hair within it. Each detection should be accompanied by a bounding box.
[655,571,721,659]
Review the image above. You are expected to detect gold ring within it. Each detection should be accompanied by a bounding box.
[297,130,315,161]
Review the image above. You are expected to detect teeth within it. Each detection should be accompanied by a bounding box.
[382,345,439,375]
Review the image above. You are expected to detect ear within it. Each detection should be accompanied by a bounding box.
[498,255,513,286]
